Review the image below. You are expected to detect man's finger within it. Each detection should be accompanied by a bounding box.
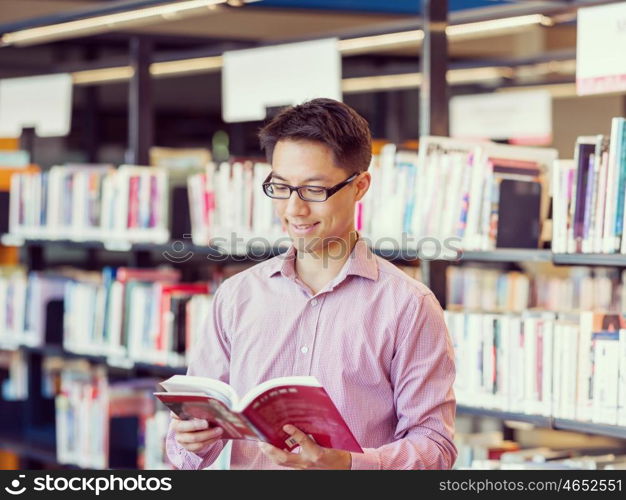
[176,427,223,445]
[173,418,210,432]
[283,425,322,457]
[258,442,303,468]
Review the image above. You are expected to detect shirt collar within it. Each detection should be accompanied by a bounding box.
[265,236,378,282]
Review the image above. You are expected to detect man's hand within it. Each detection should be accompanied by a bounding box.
[258,424,352,470]
[171,414,224,456]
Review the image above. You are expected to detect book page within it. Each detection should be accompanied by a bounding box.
[159,375,237,407]
[237,376,320,411]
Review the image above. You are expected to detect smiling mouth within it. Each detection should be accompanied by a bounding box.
[291,222,319,229]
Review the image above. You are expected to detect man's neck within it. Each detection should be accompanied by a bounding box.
[294,230,359,295]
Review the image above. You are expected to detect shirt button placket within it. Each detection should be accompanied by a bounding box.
[298,296,323,374]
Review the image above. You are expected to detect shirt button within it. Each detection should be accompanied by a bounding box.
[311,299,318,307]
[300,346,309,354]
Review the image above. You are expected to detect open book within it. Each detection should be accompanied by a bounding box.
[155,375,363,453]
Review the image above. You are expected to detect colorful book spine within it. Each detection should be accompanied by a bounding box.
[613,119,626,249]
[582,154,596,251]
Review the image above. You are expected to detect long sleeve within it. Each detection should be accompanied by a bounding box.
[350,293,457,470]
[165,285,232,470]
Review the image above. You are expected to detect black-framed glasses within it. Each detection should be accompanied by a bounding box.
[262,172,360,202]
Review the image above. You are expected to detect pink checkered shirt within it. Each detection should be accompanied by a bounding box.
[166,237,457,469]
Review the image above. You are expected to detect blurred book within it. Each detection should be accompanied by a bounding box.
[552,119,626,254]
[446,309,626,424]
[9,164,169,245]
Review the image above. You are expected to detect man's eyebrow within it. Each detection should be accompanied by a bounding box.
[272,174,328,183]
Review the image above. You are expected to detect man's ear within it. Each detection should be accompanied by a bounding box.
[354,172,371,202]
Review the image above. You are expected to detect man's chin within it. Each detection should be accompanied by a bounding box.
[288,233,324,253]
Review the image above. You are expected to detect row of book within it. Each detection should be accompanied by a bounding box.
[552,117,626,254]
[0,266,64,348]
[0,356,228,469]
[187,138,556,252]
[447,265,625,313]
[362,138,556,251]
[0,266,214,368]
[187,161,285,248]
[47,360,168,469]
[445,310,626,426]
[9,165,170,244]
[0,137,586,254]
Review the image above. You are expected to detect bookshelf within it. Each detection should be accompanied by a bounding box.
[0,436,73,469]
[458,406,626,442]
[552,254,626,267]
[458,249,552,264]
[17,345,186,378]
[5,149,626,468]
[11,237,626,268]
[1,0,626,472]
[5,235,626,433]
[553,420,626,441]
[456,406,552,428]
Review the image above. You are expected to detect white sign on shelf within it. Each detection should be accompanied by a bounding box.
[0,73,73,138]
[577,2,626,96]
[222,38,342,123]
[450,90,552,145]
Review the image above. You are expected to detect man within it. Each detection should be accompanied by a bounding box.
[166,98,457,470]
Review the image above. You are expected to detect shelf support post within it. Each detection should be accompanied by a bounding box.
[128,36,153,166]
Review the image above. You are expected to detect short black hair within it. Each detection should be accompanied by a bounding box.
[258,98,372,173]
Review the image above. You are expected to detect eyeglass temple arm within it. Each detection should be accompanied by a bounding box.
[326,172,359,197]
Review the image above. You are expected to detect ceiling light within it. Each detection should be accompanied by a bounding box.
[1,0,260,47]
[446,14,553,39]
[72,66,134,85]
[150,56,223,76]
[338,30,423,56]
[342,73,422,93]
[339,14,554,56]
[447,66,513,84]
[71,55,224,84]
[342,66,510,94]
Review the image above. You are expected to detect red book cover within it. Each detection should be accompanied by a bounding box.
[155,375,363,453]
[116,267,181,284]
[128,175,140,229]
[149,174,159,228]
[155,394,260,441]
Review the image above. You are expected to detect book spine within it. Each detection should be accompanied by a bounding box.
[572,144,591,253]
[613,119,626,250]
[582,154,596,253]
[565,166,576,253]
[603,119,622,252]
[138,172,150,229]
[128,175,139,230]
[619,328,626,426]
[594,152,609,253]
[149,174,159,229]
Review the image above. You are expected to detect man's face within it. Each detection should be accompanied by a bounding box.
[270,139,369,252]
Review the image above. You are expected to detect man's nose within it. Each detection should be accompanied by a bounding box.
[285,190,310,216]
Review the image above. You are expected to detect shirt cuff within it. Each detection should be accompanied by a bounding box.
[194,440,226,470]
[350,448,381,470]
